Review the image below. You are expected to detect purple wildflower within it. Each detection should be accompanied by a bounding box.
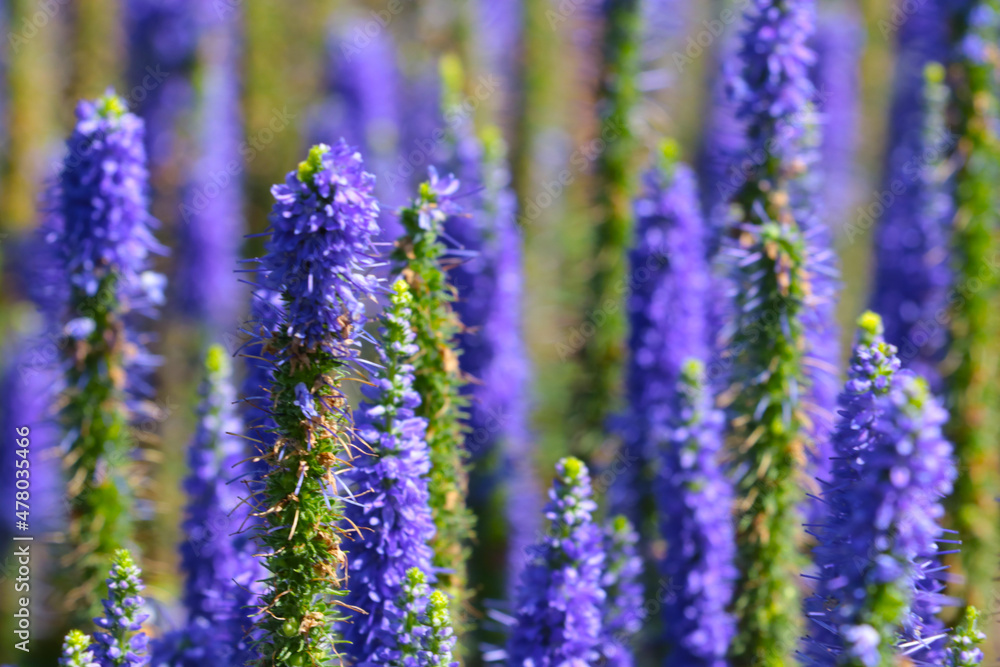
[341,281,437,665]
[92,550,150,667]
[811,5,863,226]
[485,213,541,592]
[803,313,955,666]
[163,346,263,667]
[249,140,382,666]
[598,516,644,667]
[612,149,709,526]
[368,568,458,667]
[241,287,283,470]
[124,0,198,168]
[507,457,606,667]
[258,140,381,355]
[870,0,953,383]
[733,0,816,160]
[656,359,736,666]
[0,338,62,540]
[61,630,100,667]
[48,93,166,310]
[175,9,245,332]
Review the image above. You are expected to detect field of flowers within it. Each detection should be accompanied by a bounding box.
[0,0,998,666]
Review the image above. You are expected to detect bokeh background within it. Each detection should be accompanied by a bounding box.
[0,0,973,664]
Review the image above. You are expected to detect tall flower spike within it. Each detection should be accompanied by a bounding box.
[802,311,902,667]
[341,280,437,665]
[373,568,458,667]
[802,313,955,667]
[507,457,606,667]
[124,0,198,170]
[942,0,1000,613]
[598,516,644,667]
[61,630,100,667]
[157,345,263,666]
[391,170,473,632]
[175,9,245,334]
[46,91,165,614]
[871,61,953,386]
[723,1,819,662]
[657,358,736,666]
[249,141,381,667]
[92,549,150,667]
[612,141,710,527]
[570,0,642,457]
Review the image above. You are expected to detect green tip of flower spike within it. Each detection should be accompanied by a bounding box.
[924,61,946,86]
[681,357,705,383]
[297,144,330,184]
[428,590,450,621]
[205,343,228,376]
[405,566,427,587]
[112,548,136,570]
[658,138,682,173]
[612,514,629,533]
[439,53,465,109]
[391,279,413,306]
[97,92,128,120]
[857,311,884,345]
[561,456,584,480]
[480,124,505,164]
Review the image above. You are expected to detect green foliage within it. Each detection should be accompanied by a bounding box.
[60,274,135,618]
[392,181,474,641]
[943,0,1000,612]
[253,327,356,666]
[570,0,642,457]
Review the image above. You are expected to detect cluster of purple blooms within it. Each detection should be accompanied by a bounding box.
[11,0,999,664]
[341,280,437,665]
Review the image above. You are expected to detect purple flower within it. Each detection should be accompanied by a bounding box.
[870,0,953,384]
[62,630,100,667]
[92,550,149,667]
[0,338,63,539]
[656,359,736,666]
[241,288,283,471]
[47,93,166,307]
[158,346,263,667]
[367,568,458,667]
[175,10,245,332]
[258,141,381,354]
[507,457,606,667]
[733,0,816,159]
[341,281,437,665]
[803,313,955,666]
[810,6,863,226]
[598,516,644,667]
[612,151,710,526]
[124,0,198,168]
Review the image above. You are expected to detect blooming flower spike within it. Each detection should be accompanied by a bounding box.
[60,630,99,667]
[507,457,606,667]
[93,549,150,667]
[249,140,381,667]
[341,280,436,664]
[46,89,165,614]
[392,170,473,631]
